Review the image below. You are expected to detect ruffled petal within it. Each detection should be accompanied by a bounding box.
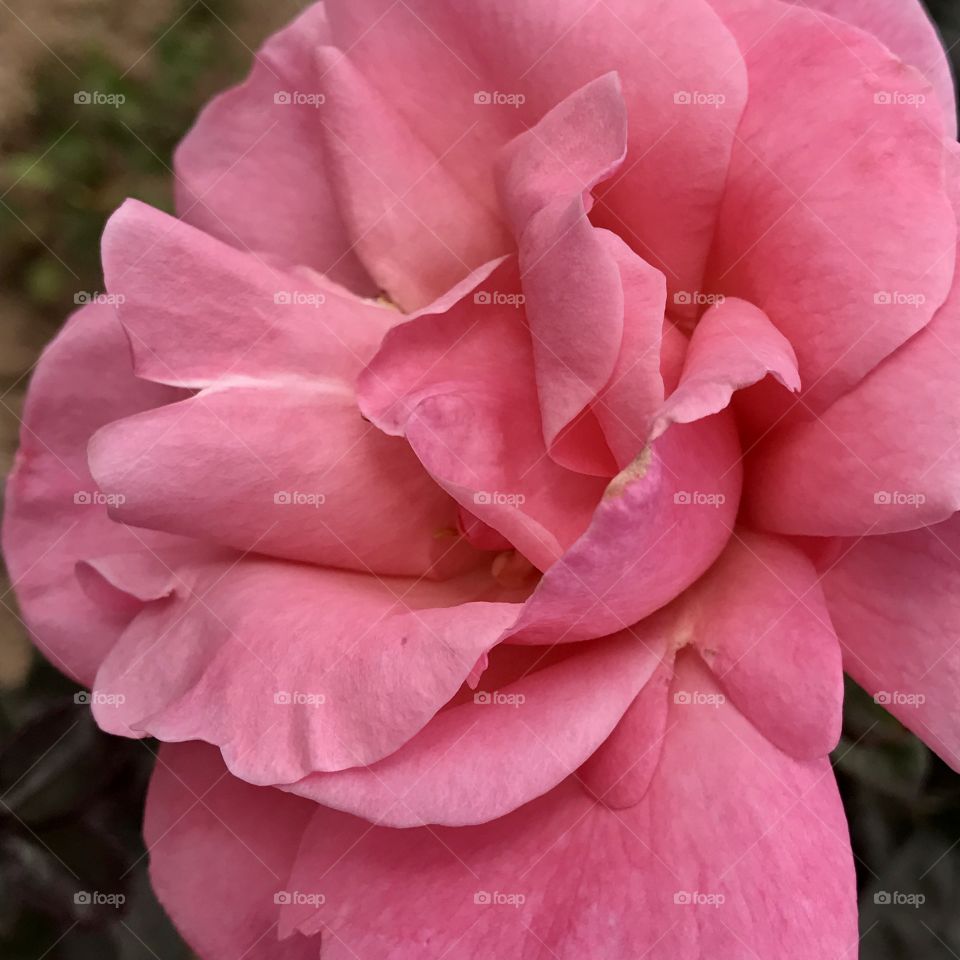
[1,303,184,684]
[507,412,742,643]
[92,557,521,785]
[360,259,607,571]
[285,629,665,826]
[102,200,396,390]
[499,74,665,473]
[280,654,856,959]
[315,46,509,310]
[652,298,799,439]
[323,0,747,307]
[88,383,474,579]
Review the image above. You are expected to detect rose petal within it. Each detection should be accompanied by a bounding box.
[88,385,475,579]
[314,45,509,310]
[323,0,747,306]
[747,148,960,536]
[652,297,800,439]
[280,654,856,959]
[707,0,955,424]
[684,529,844,759]
[787,0,956,137]
[103,199,395,390]
[286,628,666,827]
[173,4,373,292]
[507,412,742,644]
[93,557,520,784]
[360,259,607,571]
[821,515,960,770]
[145,741,317,960]
[1,304,184,684]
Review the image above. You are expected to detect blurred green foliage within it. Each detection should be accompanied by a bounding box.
[0,0,251,336]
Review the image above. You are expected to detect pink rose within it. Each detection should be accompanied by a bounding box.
[4,0,959,955]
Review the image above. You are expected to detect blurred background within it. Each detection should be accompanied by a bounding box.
[0,1,959,957]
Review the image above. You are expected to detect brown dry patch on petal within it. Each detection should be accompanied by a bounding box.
[603,445,653,499]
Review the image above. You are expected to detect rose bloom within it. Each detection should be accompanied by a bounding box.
[4,0,960,955]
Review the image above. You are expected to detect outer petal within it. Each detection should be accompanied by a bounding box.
[747,148,960,536]
[92,556,521,785]
[787,0,956,137]
[707,0,955,423]
[821,515,960,770]
[323,0,747,304]
[652,298,800,439]
[145,741,317,960]
[1,303,183,685]
[286,629,666,827]
[682,529,844,759]
[281,655,857,959]
[173,3,373,292]
[507,412,743,644]
[102,200,396,390]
